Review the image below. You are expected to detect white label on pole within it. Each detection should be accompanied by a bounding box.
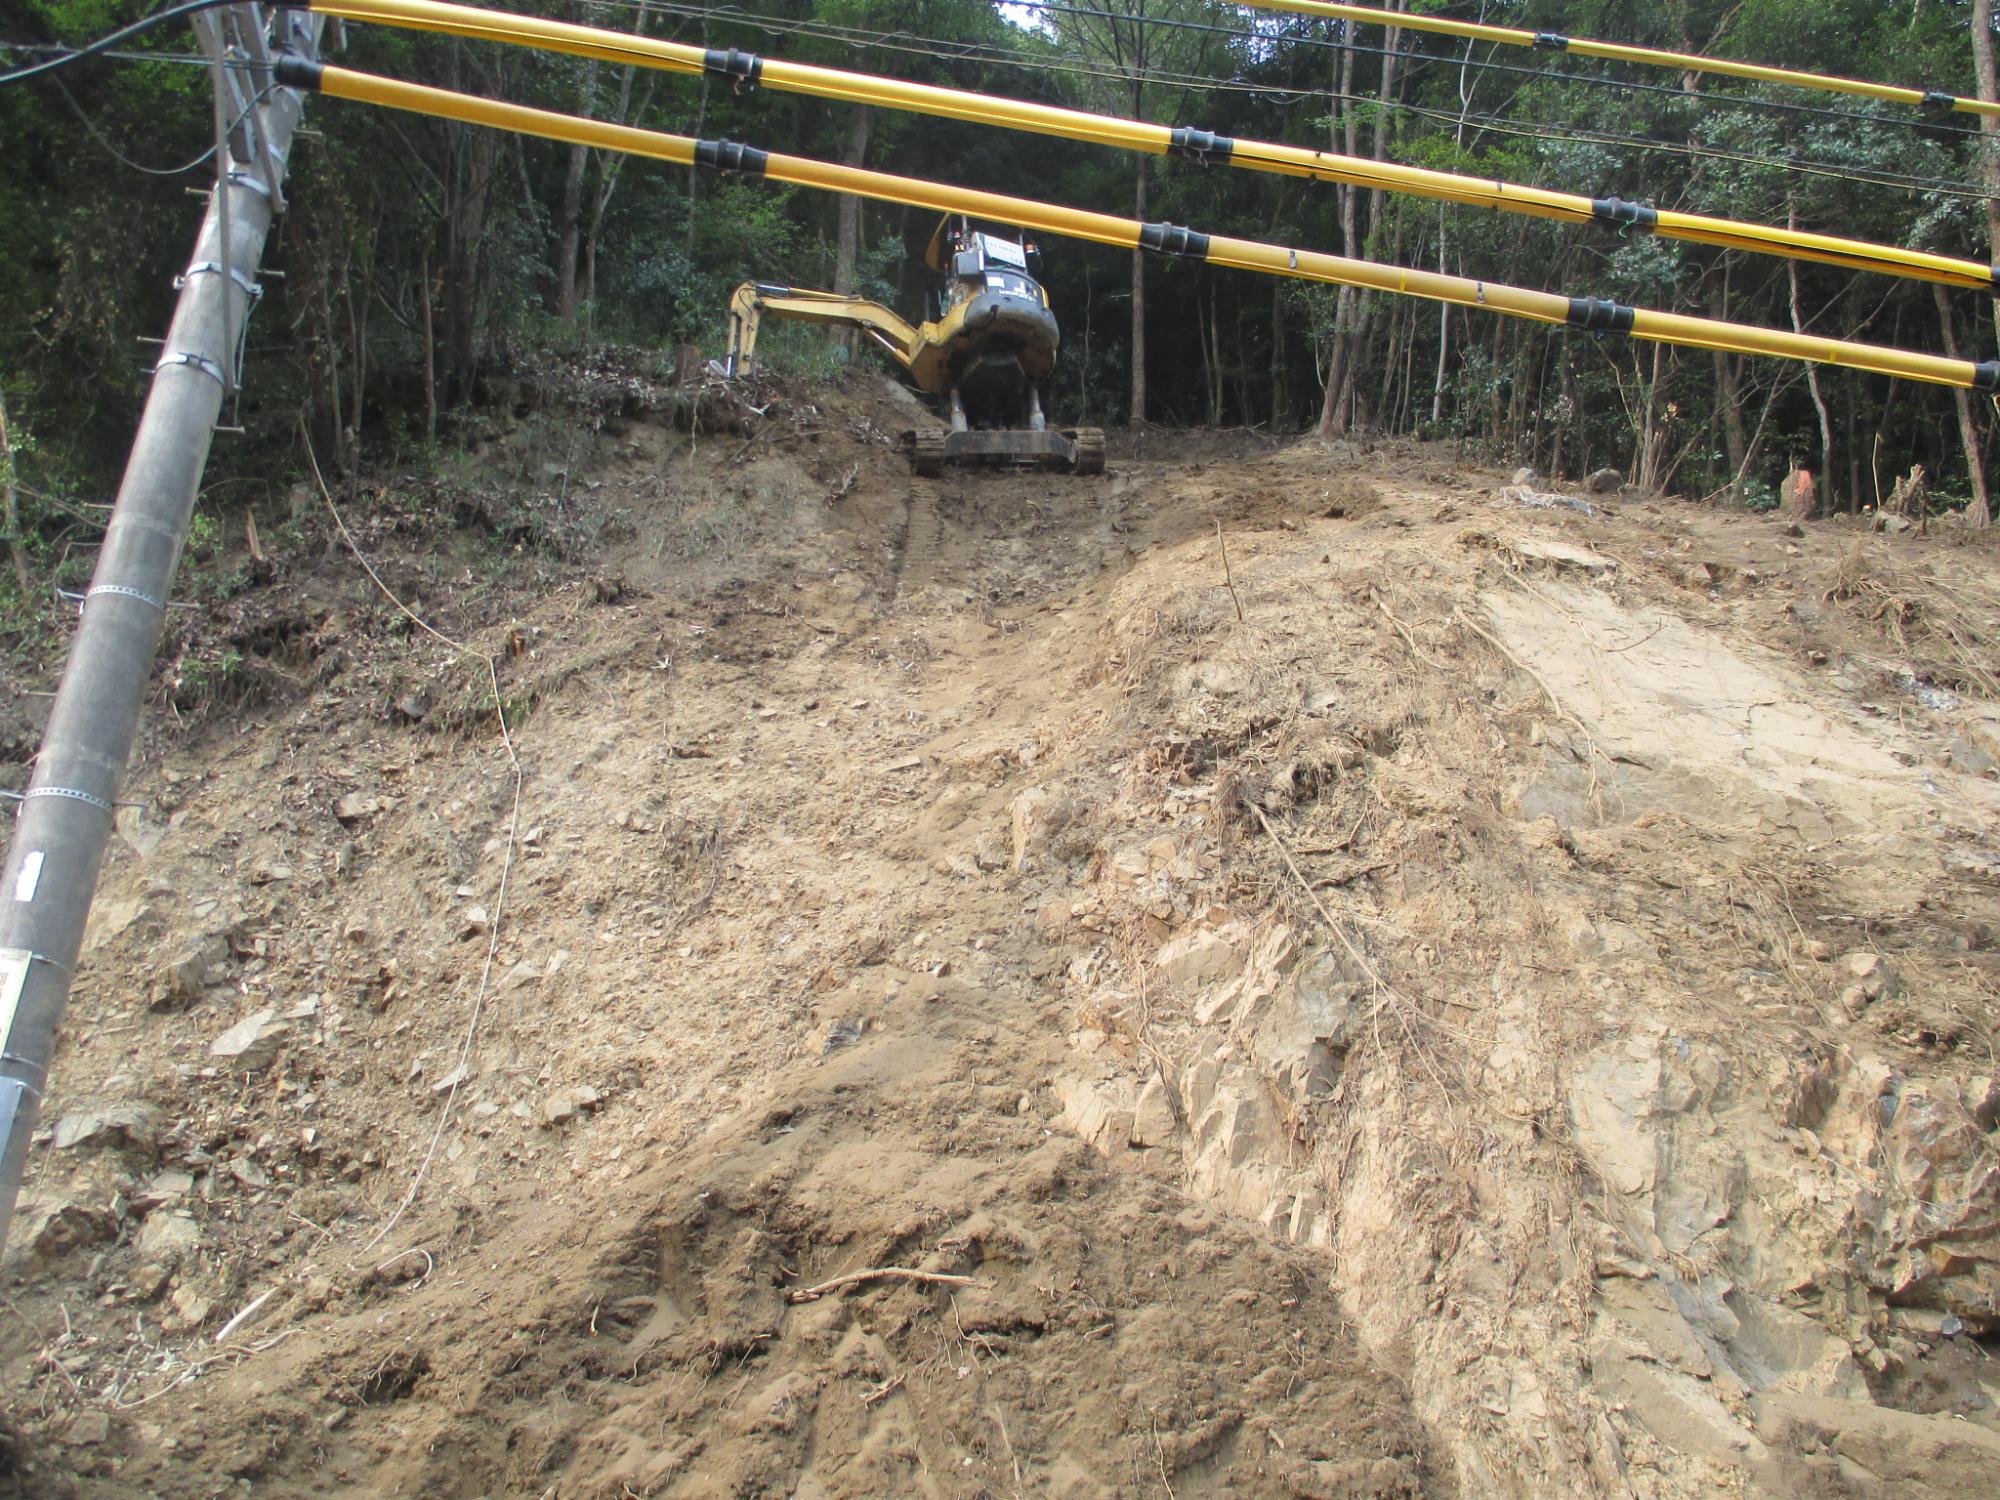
[12,851,43,903]
[0,949,29,1050]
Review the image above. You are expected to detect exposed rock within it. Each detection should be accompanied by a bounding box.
[135,1211,201,1269]
[151,929,233,1010]
[1753,1393,2000,1498]
[541,1085,603,1127]
[1153,923,1250,990]
[4,1193,115,1266]
[1131,1075,1178,1147]
[1009,786,1076,872]
[1054,1074,1137,1156]
[494,959,541,995]
[1584,467,1624,494]
[50,1102,160,1155]
[62,1411,112,1448]
[131,1169,196,1213]
[209,1008,289,1072]
[333,791,383,825]
[971,830,1010,872]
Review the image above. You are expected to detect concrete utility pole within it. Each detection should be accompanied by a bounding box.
[0,5,329,1250]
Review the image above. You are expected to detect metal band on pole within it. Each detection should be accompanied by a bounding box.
[0,5,327,1253]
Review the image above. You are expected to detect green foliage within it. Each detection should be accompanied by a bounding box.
[1,0,1997,530]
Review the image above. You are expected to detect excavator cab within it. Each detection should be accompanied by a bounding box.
[721,215,1103,475]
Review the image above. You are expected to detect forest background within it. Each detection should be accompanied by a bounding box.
[5,0,2000,608]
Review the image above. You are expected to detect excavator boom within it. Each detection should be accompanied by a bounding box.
[724,282,924,379]
[721,220,1102,476]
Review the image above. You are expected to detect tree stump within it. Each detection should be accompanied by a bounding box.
[1780,466,1817,522]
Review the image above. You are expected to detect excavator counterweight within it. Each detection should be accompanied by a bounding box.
[722,218,1103,476]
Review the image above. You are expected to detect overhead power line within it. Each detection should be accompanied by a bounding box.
[12,2,1994,201]
[311,0,2000,290]
[1232,0,2000,120]
[0,0,244,88]
[582,0,2000,202]
[277,56,2000,393]
[1004,0,1988,141]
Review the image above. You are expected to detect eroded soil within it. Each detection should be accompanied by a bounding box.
[3,372,1998,1498]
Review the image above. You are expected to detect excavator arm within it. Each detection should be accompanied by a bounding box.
[724,282,924,379]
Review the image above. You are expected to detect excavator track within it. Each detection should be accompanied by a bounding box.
[909,429,947,477]
[1069,427,1106,475]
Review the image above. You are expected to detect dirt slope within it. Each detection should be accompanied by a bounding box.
[3,371,1998,1499]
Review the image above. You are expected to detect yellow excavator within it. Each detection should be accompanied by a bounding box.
[722,215,1105,476]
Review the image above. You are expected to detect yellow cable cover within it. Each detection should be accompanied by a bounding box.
[1234,0,2000,119]
[307,0,1999,294]
[295,62,1998,393]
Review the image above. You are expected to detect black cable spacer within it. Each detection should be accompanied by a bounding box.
[1137,222,1210,259]
[703,48,762,91]
[1590,196,1658,232]
[694,139,769,176]
[274,53,323,91]
[1920,90,1957,115]
[1567,297,1635,335]
[1167,127,1234,165]
[1534,33,1569,51]
[1973,359,2000,393]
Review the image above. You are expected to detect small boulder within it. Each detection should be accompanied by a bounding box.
[151,930,233,1010]
[50,1103,160,1156]
[541,1085,603,1127]
[209,1008,289,1072]
[3,1193,115,1267]
[1584,467,1624,494]
[134,1211,201,1269]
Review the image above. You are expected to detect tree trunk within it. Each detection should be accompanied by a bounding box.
[833,105,873,355]
[1967,0,1999,525]
[1130,151,1147,424]
[1268,279,1286,428]
[1975,0,2000,349]
[420,237,437,445]
[552,55,601,319]
[1318,32,1359,436]
[1933,282,1993,526]
[1785,215,1835,510]
[0,385,28,598]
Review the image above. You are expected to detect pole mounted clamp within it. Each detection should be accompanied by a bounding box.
[1589,197,1658,233]
[703,48,763,92]
[155,351,229,386]
[1920,90,1958,115]
[177,262,263,299]
[1534,33,1570,51]
[225,166,273,199]
[1167,127,1234,166]
[85,584,167,612]
[1567,297,1635,335]
[694,139,770,176]
[1138,222,1211,260]
[23,786,115,815]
